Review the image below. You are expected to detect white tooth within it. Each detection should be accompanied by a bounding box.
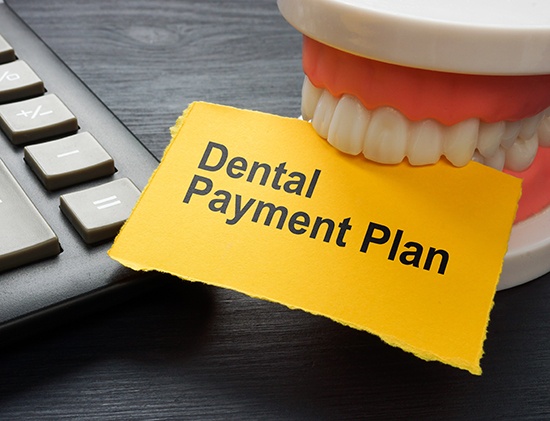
[504,133,539,172]
[538,114,550,147]
[472,150,485,164]
[484,147,506,171]
[477,120,505,158]
[442,118,479,167]
[301,76,323,121]
[518,111,545,140]
[311,90,338,139]
[363,107,408,164]
[406,119,443,165]
[327,94,370,155]
[501,120,521,149]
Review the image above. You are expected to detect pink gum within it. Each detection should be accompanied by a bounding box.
[303,36,550,126]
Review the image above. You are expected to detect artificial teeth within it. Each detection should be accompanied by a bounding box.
[500,120,521,149]
[485,148,505,172]
[363,107,408,164]
[477,120,505,158]
[537,111,550,147]
[504,134,539,172]
[519,112,545,140]
[474,147,506,171]
[301,76,323,121]
[311,89,338,138]
[442,118,479,167]
[302,77,548,172]
[407,119,443,165]
[328,94,371,155]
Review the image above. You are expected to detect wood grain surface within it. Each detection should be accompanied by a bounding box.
[1,0,549,419]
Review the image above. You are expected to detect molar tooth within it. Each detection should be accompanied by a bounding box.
[484,147,506,171]
[477,121,505,158]
[301,76,323,121]
[311,90,338,139]
[501,120,521,149]
[406,119,443,165]
[538,114,550,147]
[363,107,408,164]
[518,111,545,140]
[442,118,479,167]
[327,94,370,155]
[504,134,539,172]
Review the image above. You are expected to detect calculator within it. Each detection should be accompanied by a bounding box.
[0,1,164,342]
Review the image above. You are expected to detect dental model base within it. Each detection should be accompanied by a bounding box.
[278,0,550,290]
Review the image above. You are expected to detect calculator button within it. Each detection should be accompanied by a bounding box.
[0,60,44,103]
[0,35,15,64]
[0,159,60,272]
[60,178,140,244]
[0,94,78,145]
[24,132,115,190]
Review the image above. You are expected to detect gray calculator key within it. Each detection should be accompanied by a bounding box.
[24,132,115,190]
[0,159,60,272]
[60,178,141,244]
[0,94,78,145]
[0,60,44,103]
[0,35,15,64]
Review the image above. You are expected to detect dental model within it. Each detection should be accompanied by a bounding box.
[278,0,550,289]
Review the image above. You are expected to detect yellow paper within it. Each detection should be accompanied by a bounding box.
[109,102,521,375]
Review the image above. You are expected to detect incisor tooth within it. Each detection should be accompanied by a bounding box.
[519,112,545,140]
[328,94,370,155]
[407,119,443,165]
[301,76,323,121]
[477,120,505,158]
[363,107,408,164]
[504,134,539,171]
[311,90,338,139]
[538,114,550,147]
[443,118,479,167]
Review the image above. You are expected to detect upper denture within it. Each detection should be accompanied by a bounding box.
[303,36,550,126]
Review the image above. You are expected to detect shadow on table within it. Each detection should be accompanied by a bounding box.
[0,271,548,420]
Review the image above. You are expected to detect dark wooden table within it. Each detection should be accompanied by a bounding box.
[2,0,550,419]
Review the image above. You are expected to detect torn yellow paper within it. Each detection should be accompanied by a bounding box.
[109,101,521,375]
